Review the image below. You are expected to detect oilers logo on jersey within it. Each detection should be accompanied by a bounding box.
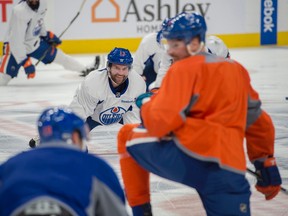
[99,106,127,125]
[33,19,44,36]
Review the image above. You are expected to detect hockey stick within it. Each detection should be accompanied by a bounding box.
[35,0,87,66]
[247,168,288,195]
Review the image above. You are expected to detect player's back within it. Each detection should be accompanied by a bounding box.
[182,54,248,124]
[0,142,126,216]
[174,53,249,172]
[143,53,249,173]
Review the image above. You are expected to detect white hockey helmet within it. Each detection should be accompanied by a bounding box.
[206,35,230,58]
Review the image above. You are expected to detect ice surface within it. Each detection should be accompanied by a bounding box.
[0,48,287,215]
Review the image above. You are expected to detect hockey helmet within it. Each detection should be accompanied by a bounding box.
[206,35,230,58]
[107,47,133,67]
[38,107,88,143]
[162,12,207,45]
[156,17,171,44]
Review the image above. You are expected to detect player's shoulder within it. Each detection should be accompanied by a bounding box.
[14,0,47,19]
[84,69,108,84]
[81,69,108,95]
[129,71,146,84]
[38,0,48,14]
[141,33,161,50]
[141,33,157,44]
[128,71,146,93]
[13,2,32,20]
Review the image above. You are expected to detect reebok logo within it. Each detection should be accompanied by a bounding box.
[263,0,275,32]
[260,0,277,45]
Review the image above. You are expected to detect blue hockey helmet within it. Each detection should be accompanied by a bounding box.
[156,17,171,44]
[162,12,207,45]
[38,107,88,143]
[107,47,133,67]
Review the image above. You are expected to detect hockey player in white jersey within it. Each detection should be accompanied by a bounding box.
[0,0,99,86]
[28,47,146,148]
[132,32,171,89]
[69,47,146,131]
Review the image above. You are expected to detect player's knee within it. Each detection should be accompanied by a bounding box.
[0,73,12,86]
[117,124,138,154]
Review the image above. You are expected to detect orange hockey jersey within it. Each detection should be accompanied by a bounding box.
[141,53,274,174]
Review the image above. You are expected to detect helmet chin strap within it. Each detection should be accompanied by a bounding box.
[187,41,205,56]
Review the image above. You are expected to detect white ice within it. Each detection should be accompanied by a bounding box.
[0,47,288,215]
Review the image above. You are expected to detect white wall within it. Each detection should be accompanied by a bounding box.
[0,0,287,41]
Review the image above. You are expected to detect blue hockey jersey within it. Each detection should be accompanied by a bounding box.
[0,142,127,216]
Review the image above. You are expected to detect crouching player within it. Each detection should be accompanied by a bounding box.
[117,12,282,216]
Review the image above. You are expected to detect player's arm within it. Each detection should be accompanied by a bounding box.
[132,41,149,76]
[241,64,275,160]
[140,63,196,137]
[9,9,36,78]
[89,157,127,215]
[40,20,47,37]
[154,52,172,88]
[123,75,146,124]
[246,108,275,161]
[69,80,98,120]
[242,66,281,200]
[133,33,159,76]
[9,9,31,64]
[93,181,128,216]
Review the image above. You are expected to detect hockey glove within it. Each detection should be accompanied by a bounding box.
[135,92,153,108]
[22,57,36,79]
[42,31,62,46]
[254,157,282,200]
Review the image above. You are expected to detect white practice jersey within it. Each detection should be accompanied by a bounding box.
[70,69,146,126]
[4,0,47,64]
[132,33,165,76]
[153,52,172,88]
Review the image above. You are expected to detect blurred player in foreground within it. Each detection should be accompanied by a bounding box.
[117,12,282,216]
[0,107,128,216]
[0,0,99,86]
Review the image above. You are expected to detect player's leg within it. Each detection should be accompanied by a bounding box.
[0,43,22,85]
[29,40,99,76]
[0,73,12,86]
[85,116,102,131]
[119,125,251,216]
[29,41,85,71]
[118,124,152,216]
[128,140,251,215]
[29,40,58,64]
[198,169,251,216]
[118,125,212,215]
